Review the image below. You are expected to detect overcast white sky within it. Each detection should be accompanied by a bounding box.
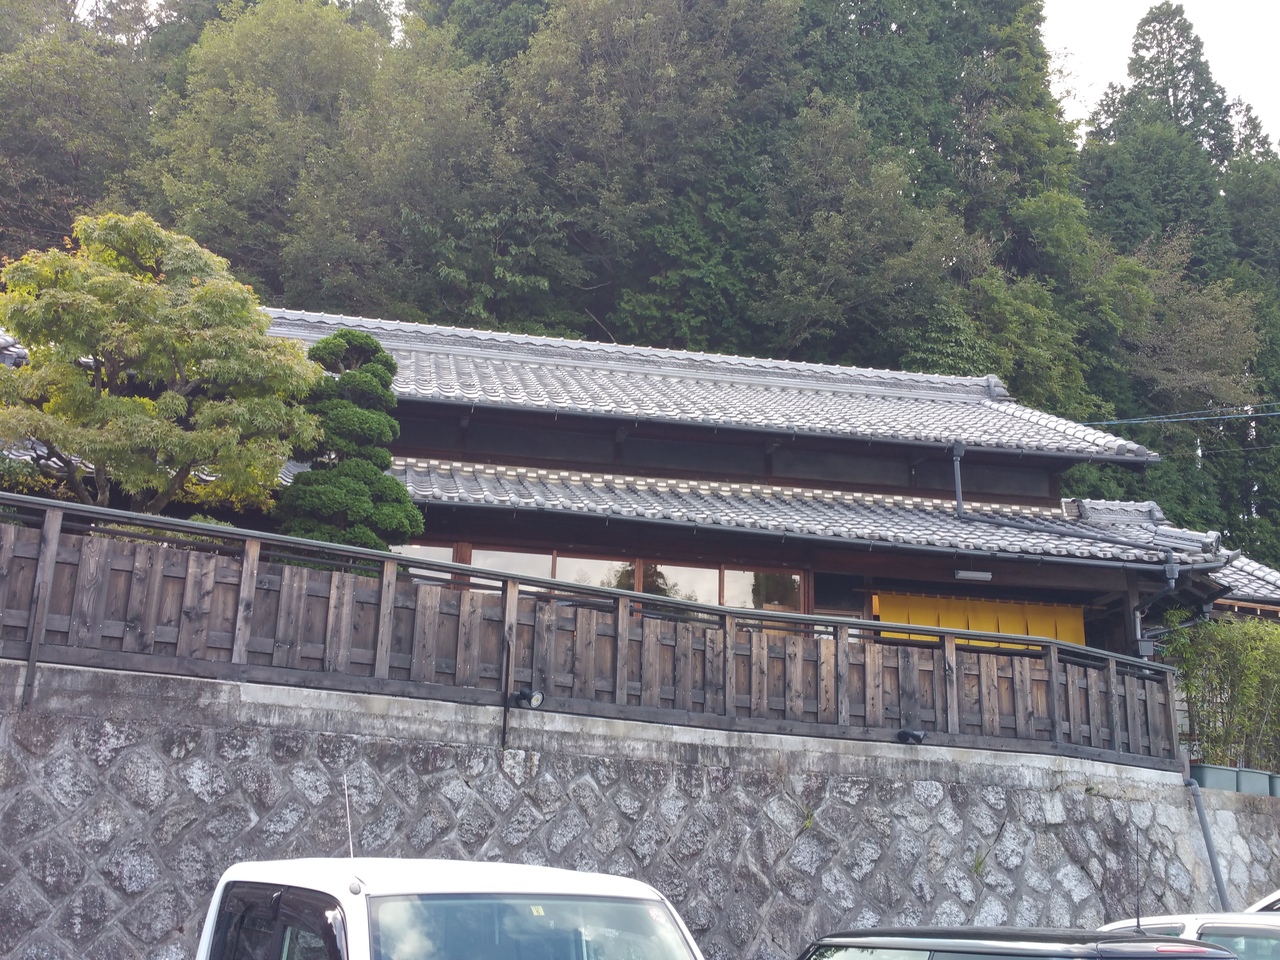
[1041,1,1280,143]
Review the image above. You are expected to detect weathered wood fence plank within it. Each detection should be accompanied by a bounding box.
[231,540,260,664]
[613,597,630,705]
[640,616,661,708]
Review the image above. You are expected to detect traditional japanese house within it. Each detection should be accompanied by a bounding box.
[267,308,1247,656]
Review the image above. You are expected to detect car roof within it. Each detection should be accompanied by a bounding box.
[1248,890,1280,913]
[1102,914,1280,930]
[215,858,667,901]
[808,928,1237,958]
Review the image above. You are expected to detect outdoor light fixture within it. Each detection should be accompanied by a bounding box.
[954,570,993,581]
[510,688,545,709]
[897,729,926,745]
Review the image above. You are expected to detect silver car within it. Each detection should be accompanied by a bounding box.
[1100,912,1280,960]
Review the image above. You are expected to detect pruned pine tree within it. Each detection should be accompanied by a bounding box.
[275,329,424,551]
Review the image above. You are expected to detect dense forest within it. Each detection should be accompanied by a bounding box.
[3,0,1280,565]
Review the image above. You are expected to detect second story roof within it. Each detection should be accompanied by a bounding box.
[265,309,1158,466]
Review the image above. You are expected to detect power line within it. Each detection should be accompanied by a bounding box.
[1088,401,1280,425]
[1086,408,1280,427]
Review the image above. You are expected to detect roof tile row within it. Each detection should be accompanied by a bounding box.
[266,309,1156,463]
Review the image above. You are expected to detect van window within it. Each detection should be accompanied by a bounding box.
[369,893,697,960]
[210,882,346,960]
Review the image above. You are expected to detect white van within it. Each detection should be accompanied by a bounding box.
[194,858,706,960]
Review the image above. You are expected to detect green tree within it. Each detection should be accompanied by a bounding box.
[156,0,382,297]
[0,0,75,54]
[502,0,800,350]
[748,95,982,367]
[1168,616,1280,770]
[412,0,549,65]
[0,29,152,259]
[275,329,424,550]
[0,212,320,512]
[1091,2,1235,165]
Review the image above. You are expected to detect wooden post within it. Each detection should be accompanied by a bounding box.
[22,508,63,708]
[898,646,920,728]
[818,632,836,724]
[0,521,15,630]
[532,598,555,698]
[675,621,693,713]
[1105,659,1121,753]
[408,582,440,681]
[613,597,630,705]
[722,614,737,717]
[177,552,218,660]
[641,616,661,708]
[836,625,851,726]
[327,571,357,674]
[373,558,398,680]
[573,607,597,701]
[1161,668,1179,760]
[941,634,959,734]
[501,579,520,699]
[865,636,883,727]
[271,565,306,668]
[1045,645,1062,744]
[68,535,108,648]
[979,655,1000,737]
[751,629,768,718]
[785,635,803,721]
[1012,655,1034,739]
[1065,663,1083,746]
[1125,673,1144,756]
[455,590,484,687]
[231,539,260,665]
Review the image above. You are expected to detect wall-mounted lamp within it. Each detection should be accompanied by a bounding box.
[954,570,992,582]
[897,729,926,745]
[509,688,545,709]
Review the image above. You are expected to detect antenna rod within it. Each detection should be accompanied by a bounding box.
[1135,822,1143,934]
[344,773,354,858]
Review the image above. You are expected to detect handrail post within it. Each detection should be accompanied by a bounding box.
[942,633,959,734]
[373,558,397,680]
[231,539,261,665]
[1046,644,1062,744]
[22,507,63,709]
[499,578,520,751]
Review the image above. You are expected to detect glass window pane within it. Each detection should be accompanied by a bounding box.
[644,564,719,603]
[724,570,801,610]
[392,544,454,564]
[471,549,553,579]
[557,556,635,590]
[813,572,864,612]
[370,893,698,960]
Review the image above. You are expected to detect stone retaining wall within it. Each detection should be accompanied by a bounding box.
[4,660,1280,960]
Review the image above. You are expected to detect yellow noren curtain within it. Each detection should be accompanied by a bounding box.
[876,592,1085,646]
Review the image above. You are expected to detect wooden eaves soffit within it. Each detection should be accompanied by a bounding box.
[241,309,1257,653]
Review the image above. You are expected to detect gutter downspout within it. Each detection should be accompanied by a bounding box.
[952,442,965,518]
[1185,777,1230,910]
[1133,561,1180,657]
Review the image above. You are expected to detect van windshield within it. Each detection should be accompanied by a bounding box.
[368,894,697,960]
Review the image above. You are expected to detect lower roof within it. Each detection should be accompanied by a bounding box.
[386,457,1227,570]
[1210,555,1280,605]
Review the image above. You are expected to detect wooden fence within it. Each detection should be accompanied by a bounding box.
[0,492,1180,769]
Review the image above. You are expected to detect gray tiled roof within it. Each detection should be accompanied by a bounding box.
[0,333,28,367]
[1212,556,1280,604]
[266,309,1157,464]
[390,458,1224,566]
